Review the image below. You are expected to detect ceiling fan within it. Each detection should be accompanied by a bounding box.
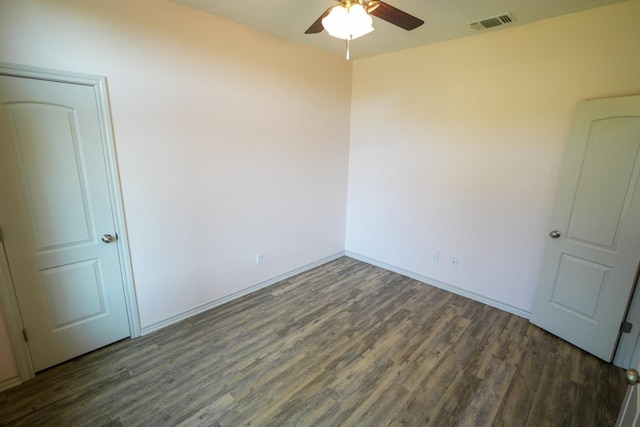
[305,1,424,59]
[305,0,424,35]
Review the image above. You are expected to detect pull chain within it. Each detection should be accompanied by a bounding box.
[345,38,351,61]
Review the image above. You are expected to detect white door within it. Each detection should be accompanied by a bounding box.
[0,73,131,371]
[617,377,640,427]
[530,95,640,362]
[617,367,640,427]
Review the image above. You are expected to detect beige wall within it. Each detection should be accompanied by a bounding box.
[0,0,351,384]
[346,0,640,312]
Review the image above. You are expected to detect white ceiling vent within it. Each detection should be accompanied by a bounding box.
[469,13,516,31]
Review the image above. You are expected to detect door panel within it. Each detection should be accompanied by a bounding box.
[567,117,640,248]
[530,95,640,362]
[0,74,130,371]
[43,260,107,328]
[7,103,92,249]
[552,254,609,320]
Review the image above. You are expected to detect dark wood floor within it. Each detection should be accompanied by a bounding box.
[0,257,627,426]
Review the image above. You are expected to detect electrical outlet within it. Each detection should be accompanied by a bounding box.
[451,257,458,268]
[432,251,439,262]
[256,253,263,265]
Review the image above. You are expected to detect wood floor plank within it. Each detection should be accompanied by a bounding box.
[0,257,627,426]
[457,356,517,426]
[492,325,558,427]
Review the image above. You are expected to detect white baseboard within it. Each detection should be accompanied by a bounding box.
[344,251,531,319]
[141,252,345,335]
[141,250,530,336]
[0,375,22,392]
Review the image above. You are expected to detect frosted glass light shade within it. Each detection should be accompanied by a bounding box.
[322,5,349,39]
[322,3,374,40]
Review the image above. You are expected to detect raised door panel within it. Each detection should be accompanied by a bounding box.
[5,103,92,251]
[567,118,640,249]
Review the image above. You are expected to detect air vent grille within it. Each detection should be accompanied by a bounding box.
[469,13,516,31]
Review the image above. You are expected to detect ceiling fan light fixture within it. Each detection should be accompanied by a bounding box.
[322,3,374,40]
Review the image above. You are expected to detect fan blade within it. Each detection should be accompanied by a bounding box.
[305,7,333,34]
[368,1,424,31]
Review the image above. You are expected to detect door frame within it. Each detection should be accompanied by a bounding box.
[615,273,640,369]
[0,63,140,382]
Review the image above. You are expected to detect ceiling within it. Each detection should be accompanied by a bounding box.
[171,0,627,59]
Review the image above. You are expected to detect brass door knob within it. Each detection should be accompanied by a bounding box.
[626,369,639,385]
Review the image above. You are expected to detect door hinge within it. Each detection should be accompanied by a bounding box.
[622,321,633,334]
[22,328,28,342]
